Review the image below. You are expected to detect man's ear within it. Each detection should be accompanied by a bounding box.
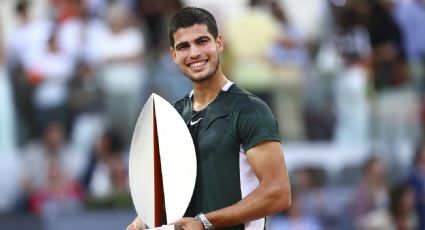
[216,34,224,53]
[169,47,177,63]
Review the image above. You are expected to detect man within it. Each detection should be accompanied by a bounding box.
[127,7,291,230]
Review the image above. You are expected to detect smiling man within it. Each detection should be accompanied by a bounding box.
[127,7,291,230]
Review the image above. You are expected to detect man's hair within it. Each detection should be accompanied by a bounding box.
[16,0,29,14]
[168,7,218,47]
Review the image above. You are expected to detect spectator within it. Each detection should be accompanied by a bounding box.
[6,0,53,141]
[68,60,105,158]
[94,3,147,143]
[81,130,130,207]
[268,0,310,140]
[6,0,53,71]
[366,0,421,148]
[148,0,191,102]
[394,0,425,132]
[29,28,75,133]
[359,183,418,230]
[406,142,425,229]
[56,0,108,159]
[292,166,343,228]
[133,0,183,54]
[20,121,84,210]
[56,0,107,64]
[282,0,334,141]
[28,160,84,215]
[267,192,323,230]
[351,155,389,225]
[224,0,279,106]
[331,4,371,144]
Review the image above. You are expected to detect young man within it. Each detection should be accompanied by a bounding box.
[127,7,291,230]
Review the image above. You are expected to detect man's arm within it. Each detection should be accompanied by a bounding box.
[175,140,291,229]
[206,140,291,227]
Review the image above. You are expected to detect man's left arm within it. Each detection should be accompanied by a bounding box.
[174,140,291,229]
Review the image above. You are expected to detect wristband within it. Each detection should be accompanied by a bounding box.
[195,213,215,230]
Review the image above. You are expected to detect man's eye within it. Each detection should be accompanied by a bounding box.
[177,45,188,51]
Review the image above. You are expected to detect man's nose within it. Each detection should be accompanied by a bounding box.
[189,45,201,59]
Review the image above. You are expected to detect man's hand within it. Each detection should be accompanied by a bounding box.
[173,217,204,230]
[126,217,146,230]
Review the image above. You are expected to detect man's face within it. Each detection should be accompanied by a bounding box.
[170,24,223,83]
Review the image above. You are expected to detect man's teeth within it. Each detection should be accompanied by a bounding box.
[190,61,206,68]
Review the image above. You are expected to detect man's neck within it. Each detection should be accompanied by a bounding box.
[191,73,228,111]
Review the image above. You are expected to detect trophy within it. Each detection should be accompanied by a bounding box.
[128,94,197,229]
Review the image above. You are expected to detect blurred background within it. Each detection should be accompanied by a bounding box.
[0,0,424,229]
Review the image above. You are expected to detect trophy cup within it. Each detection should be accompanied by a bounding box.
[128,94,197,229]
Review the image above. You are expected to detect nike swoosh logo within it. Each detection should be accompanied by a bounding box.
[189,118,203,126]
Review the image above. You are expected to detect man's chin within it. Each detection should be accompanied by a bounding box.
[185,72,214,83]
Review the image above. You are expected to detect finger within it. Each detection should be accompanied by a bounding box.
[128,224,138,230]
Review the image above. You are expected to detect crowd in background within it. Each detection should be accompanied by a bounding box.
[0,0,425,229]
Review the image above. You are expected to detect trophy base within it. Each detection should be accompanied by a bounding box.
[149,225,181,230]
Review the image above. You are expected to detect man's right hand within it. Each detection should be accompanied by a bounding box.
[126,216,146,230]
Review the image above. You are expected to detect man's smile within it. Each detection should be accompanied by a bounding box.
[188,60,208,70]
